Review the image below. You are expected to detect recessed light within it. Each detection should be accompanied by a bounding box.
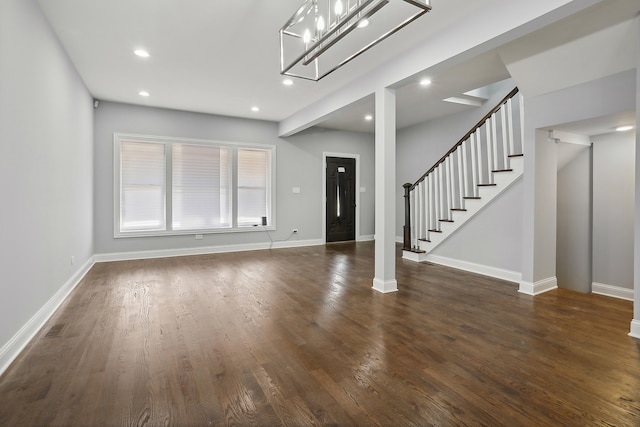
[420,78,432,86]
[283,78,294,86]
[616,125,633,132]
[364,114,373,121]
[357,19,369,28]
[251,106,260,112]
[139,91,150,97]
[134,49,150,58]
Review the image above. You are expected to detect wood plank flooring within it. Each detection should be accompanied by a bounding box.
[0,242,638,426]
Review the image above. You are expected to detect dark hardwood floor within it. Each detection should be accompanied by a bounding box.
[0,242,638,426]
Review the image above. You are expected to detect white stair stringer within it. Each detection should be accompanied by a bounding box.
[403,155,523,263]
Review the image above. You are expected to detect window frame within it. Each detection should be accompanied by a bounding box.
[114,133,276,238]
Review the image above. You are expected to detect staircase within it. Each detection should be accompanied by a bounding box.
[402,87,524,262]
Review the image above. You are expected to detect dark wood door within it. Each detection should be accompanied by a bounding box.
[326,157,356,242]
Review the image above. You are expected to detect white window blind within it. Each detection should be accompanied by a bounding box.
[172,144,231,230]
[115,134,275,237]
[120,141,166,232]
[237,148,270,226]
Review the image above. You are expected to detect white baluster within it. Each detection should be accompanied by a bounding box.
[476,129,485,186]
[414,183,420,243]
[507,97,515,157]
[415,187,420,246]
[470,132,479,197]
[462,139,470,200]
[450,154,457,214]
[433,165,442,226]
[432,168,440,230]
[418,180,425,240]
[439,164,446,223]
[424,176,430,240]
[491,112,499,172]
[432,173,437,230]
[519,93,525,155]
[457,146,464,208]
[409,188,417,248]
[485,118,494,183]
[500,104,509,168]
[427,174,434,233]
[445,157,452,219]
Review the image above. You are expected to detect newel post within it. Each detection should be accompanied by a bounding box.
[403,183,412,250]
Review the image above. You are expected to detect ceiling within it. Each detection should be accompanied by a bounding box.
[549,111,638,138]
[37,0,638,135]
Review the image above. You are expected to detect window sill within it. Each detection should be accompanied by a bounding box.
[114,225,276,239]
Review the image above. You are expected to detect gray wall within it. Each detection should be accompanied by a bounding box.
[592,132,636,290]
[432,180,523,272]
[287,127,376,238]
[521,69,637,284]
[94,102,375,255]
[397,78,523,272]
[556,145,592,292]
[0,1,94,349]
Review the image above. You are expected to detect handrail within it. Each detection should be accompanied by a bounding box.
[409,87,519,191]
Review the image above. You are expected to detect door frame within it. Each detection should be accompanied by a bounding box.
[322,152,360,244]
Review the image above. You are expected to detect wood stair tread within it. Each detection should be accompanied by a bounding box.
[508,153,524,158]
[438,219,454,223]
[492,169,513,173]
[428,229,442,233]
[451,208,467,211]
[463,196,481,200]
[418,238,431,242]
[477,183,497,187]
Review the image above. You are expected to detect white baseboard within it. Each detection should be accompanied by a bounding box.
[271,239,324,250]
[0,256,95,377]
[95,239,324,262]
[358,234,375,242]
[591,282,634,301]
[424,254,521,284]
[519,276,558,295]
[395,235,403,244]
[372,278,398,293]
[630,319,640,340]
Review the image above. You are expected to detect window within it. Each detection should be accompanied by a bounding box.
[114,134,275,237]
[172,144,231,230]
[119,140,166,232]
[237,148,271,227]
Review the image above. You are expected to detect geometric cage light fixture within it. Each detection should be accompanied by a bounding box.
[280,0,432,81]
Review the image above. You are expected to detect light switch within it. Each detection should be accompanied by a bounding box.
[292,187,301,194]
[360,187,366,192]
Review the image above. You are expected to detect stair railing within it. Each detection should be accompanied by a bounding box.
[403,87,524,251]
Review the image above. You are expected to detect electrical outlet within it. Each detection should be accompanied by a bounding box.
[195,234,203,240]
[292,229,298,234]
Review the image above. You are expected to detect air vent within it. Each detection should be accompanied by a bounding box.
[44,323,65,338]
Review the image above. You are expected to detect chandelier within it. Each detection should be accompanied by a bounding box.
[280,0,432,81]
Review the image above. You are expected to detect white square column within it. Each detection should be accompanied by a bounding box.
[373,88,398,293]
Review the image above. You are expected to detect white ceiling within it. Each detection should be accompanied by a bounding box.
[549,111,637,137]
[37,0,638,135]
